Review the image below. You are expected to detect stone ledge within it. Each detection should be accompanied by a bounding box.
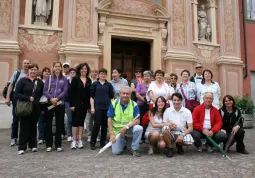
[163,51,197,62]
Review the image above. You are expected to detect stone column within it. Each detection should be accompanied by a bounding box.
[208,0,217,44]
[0,0,21,100]
[192,0,198,43]
[60,0,101,68]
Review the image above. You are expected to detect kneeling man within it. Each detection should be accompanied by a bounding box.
[107,86,143,157]
[163,93,193,157]
[191,92,227,152]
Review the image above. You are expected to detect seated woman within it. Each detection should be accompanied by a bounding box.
[145,96,170,155]
[219,95,249,154]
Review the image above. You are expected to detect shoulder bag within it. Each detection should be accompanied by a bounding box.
[180,83,199,112]
[16,80,38,117]
[39,76,51,104]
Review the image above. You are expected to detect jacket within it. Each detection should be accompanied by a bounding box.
[43,76,68,104]
[192,103,222,133]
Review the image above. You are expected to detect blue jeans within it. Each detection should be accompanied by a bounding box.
[38,114,45,140]
[112,125,143,155]
[65,102,72,137]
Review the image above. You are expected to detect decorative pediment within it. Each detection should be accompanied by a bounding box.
[97,0,169,20]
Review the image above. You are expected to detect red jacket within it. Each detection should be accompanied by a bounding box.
[192,103,222,133]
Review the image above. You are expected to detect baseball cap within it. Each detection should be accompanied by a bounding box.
[62,62,70,67]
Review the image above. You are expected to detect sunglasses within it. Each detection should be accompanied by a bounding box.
[195,66,203,69]
[136,71,142,73]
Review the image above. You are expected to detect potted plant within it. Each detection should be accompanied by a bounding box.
[235,94,255,129]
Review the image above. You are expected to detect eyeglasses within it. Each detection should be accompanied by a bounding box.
[171,78,177,80]
[136,71,141,73]
[195,66,202,69]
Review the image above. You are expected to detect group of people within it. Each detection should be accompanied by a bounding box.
[4,59,248,157]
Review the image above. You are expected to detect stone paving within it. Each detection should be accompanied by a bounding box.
[0,128,254,178]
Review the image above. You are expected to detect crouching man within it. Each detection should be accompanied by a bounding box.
[162,93,193,157]
[107,86,143,157]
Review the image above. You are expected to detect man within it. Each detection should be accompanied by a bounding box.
[163,93,193,157]
[190,63,203,85]
[107,86,143,157]
[170,73,178,92]
[5,59,30,146]
[191,92,227,152]
[62,62,70,79]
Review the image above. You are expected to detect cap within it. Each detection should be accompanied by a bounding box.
[62,62,70,67]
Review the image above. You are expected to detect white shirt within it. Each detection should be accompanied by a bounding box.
[194,74,203,85]
[197,81,221,109]
[146,82,174,103]
[203,109,211,129]
[163,106,192,134]
[145,114,163,133]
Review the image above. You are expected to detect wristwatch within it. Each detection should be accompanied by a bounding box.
[126,125,130,130]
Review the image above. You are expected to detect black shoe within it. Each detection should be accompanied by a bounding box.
[90,143,96,150]
[176,143,184,154]
[100,142,106,148]
[165,148,174,158]
[237,149,249,154]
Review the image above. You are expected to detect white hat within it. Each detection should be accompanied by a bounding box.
[62,62,70,67]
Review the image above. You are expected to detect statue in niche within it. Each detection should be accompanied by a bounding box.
[205,25,211,41]
[198,4,209,42]
[33,0,52,25]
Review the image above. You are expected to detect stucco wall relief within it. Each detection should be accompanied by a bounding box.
[18,29,62,53]
[193,44,220,64]
[0,0,12,36]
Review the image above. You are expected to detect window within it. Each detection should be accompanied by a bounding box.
[247,0,255,19]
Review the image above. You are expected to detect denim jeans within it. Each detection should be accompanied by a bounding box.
[112,125,143,155]
[38,114,45,140]
[65,102,72,137]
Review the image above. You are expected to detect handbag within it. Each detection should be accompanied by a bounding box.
[15,80,38,117]
[180,84,199,112]
[39,76,51,104]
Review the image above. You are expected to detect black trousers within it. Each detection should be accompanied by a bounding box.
[225,129,246,151]
[139,104,148,141]
[11,97,19,139]
[18,105,40,151]
[72,103,87,127]
[45,104,65,148]
[91,108,108,144]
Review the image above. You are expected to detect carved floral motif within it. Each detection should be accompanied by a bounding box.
[75,0,91,40]
[193,44,220,64]
[18,29,62,53]
[0,0,12,36]
[172,0,186,48]
[99,22,105,35]
[224,0,236,54]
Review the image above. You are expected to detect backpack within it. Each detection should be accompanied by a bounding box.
[2,71,21,99]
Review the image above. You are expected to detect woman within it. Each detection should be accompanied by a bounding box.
[219,95,249,154]
[110,68,129,99]
[176,70,197,112]
[131,68,143,101]
[90,68,114,150]
[147,70,174,106]
[15,63,44,155]
[69,63,91,149]
[44,61,68,152]
[38,67,51,144]
[65,68,76,142]
[90,68,98,83]
[164,73,171,87]
[197,69,221,109]
[145,96,169,155]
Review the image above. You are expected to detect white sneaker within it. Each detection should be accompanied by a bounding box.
[67,136,72,142]
[46,147,52,152]
[32,148,38,152]
[148,146,154,155]
[71,141,77,149]
[38,140,43,144]
[78,140,84,149]
[10,139,17,147]
[87,136,91,142]
[18,150,25,155]
[57,147,63,152]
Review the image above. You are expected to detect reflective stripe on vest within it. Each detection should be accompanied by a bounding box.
[112,99,136,135]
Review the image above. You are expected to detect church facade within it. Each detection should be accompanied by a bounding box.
[0,0,244,100]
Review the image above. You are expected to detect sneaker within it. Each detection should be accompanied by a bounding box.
[32,148,38,152]
[78,140,84,149]
[148,146,154,155]
[97,136,100,142]
[90,143,96,150]
[131,149,141,157]
[18,150,25,155]
[196,146,203,152]
[38,140,43,144]
[71,141,77,149]
[237,149,249,154]
[67,136,72,142]
[207,145,214,153]
[100,142,106,148]
[46,147,52,152]
[87,136,91,142]
[176,143,184,154]
[57,147,63,152]
[165,148,174,157]
[10,139,17,147]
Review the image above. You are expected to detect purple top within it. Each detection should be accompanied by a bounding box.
[136,82,149,106]
[43,76,68,104]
